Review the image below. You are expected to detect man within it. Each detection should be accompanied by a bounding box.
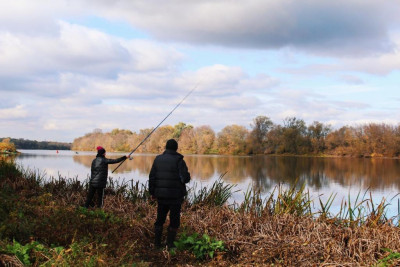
[84,146,128,208]
[149,139,191,248]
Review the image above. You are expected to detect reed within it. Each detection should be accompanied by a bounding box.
[188,173,237,207]
[126,179,151,203]
[237,186,269,216]
[272,181,313,216]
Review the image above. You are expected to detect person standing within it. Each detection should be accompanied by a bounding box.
[149,139,191,248]
[84,146,128,208]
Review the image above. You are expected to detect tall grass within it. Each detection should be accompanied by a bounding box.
[3,159,397,225]
[188,173,237,207]
[237,186,267,215]
[272,181,313,216]
[2,160,400,266]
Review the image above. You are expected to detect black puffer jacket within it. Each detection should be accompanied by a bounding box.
[149,149,191,201]
[90,155,126,188]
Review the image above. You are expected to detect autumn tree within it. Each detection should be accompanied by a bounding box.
[265,125,284,154]
[281,117,309,154]
[173,122,191,139]
[307,121,331,153]
[217,124,249,155]
[325,126,354,156]
[147,125,174,153]
[194,125,216,154]
[362,123,395,156]
[0,138,16,152]
[133,128,152,153]
[249,116,273,154]
[109,128,133,152]
[179,126,196,154]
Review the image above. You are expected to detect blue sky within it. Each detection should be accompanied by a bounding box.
[1,0,400,142]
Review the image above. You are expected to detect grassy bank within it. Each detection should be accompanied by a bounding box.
[1,160,400,266]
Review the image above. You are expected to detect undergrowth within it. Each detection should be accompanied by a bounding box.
[1,160,400,266]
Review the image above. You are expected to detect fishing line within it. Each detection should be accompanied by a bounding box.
[112,83,199,173]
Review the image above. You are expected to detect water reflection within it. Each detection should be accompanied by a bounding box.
[13,150,400,215]
[64,152,400,193]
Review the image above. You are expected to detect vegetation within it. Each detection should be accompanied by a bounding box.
[1,137,71,150]
[1,160,400,266]
[0,138,17,153]
[71,116,400,157]
[173,233,225,259]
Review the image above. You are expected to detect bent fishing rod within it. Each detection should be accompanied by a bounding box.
[112,84,198,173]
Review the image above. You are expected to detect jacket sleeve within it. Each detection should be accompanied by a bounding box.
[106,156,127,164]
[178,159,190,184]
[149,160,157,196]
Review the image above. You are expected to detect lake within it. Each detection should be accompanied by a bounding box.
[11,149,400,220]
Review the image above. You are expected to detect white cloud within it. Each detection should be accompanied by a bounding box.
[341,36,400,75]
[88,0,400,56]
[0,21,183,78]
[1,0,400,142]
[0,105,28,120]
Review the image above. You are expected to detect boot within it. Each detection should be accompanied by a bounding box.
[167,227,178,248]
[154,226,163,248]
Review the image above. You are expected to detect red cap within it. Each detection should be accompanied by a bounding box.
[96,146,104,151]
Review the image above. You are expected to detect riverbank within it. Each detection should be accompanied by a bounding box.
[1,161,400,266]
[0,151,20,155]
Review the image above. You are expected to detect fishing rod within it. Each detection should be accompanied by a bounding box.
[112,84,198,173]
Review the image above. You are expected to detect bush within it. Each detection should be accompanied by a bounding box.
[174,233,225,259]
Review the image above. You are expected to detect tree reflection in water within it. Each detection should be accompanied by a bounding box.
[70,153,400,192]
[15,150,400,216]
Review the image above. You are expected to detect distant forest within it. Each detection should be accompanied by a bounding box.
[72,116,400,158]
[3,138,72,150]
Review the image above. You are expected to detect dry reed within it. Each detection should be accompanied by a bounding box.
[1,160,400,266]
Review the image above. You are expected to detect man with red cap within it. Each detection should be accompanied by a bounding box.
[84,146,129,208]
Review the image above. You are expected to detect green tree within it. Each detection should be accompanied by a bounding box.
[281,117,309,154]
[173,122,190,139]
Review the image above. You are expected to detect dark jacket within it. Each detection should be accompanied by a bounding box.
[90,154,126,188]
[149,149,190,201]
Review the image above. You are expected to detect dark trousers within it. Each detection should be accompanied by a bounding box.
[154,201,182,229]
[84,186,104,208]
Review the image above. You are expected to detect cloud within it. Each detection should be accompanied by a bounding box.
[280,34,400,76]
[0,1,68,35]
[1,0,399,142]
[90,0,400,56]
[0,105,28,120]
[339,75,364,85]
[0,21,183,78]
[340,37,400,75]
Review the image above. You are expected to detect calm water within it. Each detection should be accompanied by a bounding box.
[10,150,400,219]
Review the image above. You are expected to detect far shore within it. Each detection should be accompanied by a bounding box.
[14,148,400,160]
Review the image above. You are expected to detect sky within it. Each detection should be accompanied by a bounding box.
[1,0,400,143]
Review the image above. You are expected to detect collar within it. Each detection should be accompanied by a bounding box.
[163,149,183,158]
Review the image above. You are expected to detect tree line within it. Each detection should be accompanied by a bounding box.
[1,138,72,150]
[71,116,400,157]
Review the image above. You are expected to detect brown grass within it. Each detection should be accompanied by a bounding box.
[1,161,400,266]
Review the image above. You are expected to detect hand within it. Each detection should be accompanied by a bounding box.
[126,155,132,160]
